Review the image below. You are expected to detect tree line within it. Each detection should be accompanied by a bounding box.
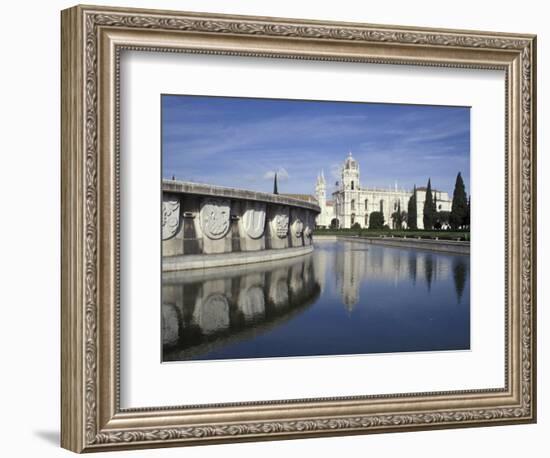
[362,172,469,230]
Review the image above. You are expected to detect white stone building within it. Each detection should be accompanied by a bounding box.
[315,153,452,229]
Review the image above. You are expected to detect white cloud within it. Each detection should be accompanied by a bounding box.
[263,167,289,181]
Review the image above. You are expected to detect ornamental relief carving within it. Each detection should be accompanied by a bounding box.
[293,218,304,237]
[162,197,180,240]
[272,209,289,238]
[199,198,231,240]
[242,202,266,239]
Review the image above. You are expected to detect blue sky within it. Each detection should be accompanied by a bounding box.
[162,95,470,196]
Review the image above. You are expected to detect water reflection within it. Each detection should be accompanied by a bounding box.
[163,240,470,361]
[331,242,467,309]
[453,257,467,302]
[163,254,321,361]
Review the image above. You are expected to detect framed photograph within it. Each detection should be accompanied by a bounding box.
[61,4,537,453]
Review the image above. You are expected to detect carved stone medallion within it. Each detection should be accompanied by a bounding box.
[199,198,231,240]
[293,218,304,237]
[242,202,266,239]
[272,209,289,238]
[162,197,180,240]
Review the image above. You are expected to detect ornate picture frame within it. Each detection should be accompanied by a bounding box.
[61,4,536,453]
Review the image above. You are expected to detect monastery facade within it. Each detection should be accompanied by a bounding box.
[315,153,451,230]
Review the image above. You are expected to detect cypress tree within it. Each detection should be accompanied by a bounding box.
[423,178,435,230]
[396,200,403,229]
[391,200,404,229]
[407,185,417,229]
[465,196,471,228]
[450,172,468,229]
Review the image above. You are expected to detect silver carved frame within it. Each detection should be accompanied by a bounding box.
[61,4,537,453]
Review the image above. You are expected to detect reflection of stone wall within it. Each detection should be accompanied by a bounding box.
[162,253,321,359]
[161,304,179,347]
[313,247,328,293]
[162,180,319,258]
[193,279,231,334]
[267,267,290,307]
[237,273,266,321]
[194,293,230,334]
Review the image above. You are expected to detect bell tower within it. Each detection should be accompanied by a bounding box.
[341,152,360,191]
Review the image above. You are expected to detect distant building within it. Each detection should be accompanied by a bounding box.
[315,152,451,229]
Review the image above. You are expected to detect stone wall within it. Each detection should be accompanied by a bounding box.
[162,180,320,264]
[315,234,470,255]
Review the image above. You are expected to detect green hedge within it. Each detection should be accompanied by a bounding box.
[314,228,470,241]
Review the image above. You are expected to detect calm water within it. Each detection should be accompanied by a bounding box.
[162,240,470,361]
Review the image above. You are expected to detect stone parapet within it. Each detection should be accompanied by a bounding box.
[162,180,320,267]
[163,180,321,212]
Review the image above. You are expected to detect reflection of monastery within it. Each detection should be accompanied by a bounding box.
[315,153,451,229]
[329,241,468,311]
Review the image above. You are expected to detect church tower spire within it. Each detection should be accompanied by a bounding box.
[315,170,326,207]
[342,151,360,191]
[273,173,279,194]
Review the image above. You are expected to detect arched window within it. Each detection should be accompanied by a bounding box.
[351,180,354,190]
[365,214,369,226]
[351,214,356,225]
[351,199,355,211]
[364,199,368,211]
[380,199,384,213]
